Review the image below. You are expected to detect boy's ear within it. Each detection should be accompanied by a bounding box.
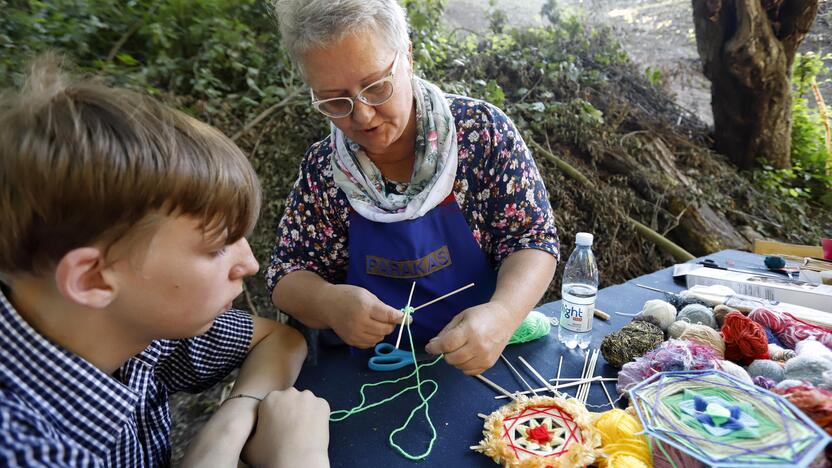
[54,247,117,308]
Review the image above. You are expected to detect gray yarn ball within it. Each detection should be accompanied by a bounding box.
[747,359,784,382]
[677,304,717,329]
[784,355,832,385]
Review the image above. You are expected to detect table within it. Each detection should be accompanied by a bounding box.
[294,250,765,467]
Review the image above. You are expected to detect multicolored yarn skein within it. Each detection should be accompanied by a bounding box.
[600,320,664,368]
[616,339,719,394]
[748,308,832,349]
[592,409,651,468]
[771,385,832,437]
[720,311,770,364]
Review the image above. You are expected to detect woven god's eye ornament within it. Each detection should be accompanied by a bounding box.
[472,395,602,467]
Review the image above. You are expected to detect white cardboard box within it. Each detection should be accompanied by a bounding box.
[685,266,832,313]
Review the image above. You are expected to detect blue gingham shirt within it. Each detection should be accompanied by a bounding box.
[0,286,253,467]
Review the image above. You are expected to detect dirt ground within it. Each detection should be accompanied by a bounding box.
[445,0,832,127]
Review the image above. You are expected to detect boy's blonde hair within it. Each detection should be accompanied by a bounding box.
[0,54,262,275]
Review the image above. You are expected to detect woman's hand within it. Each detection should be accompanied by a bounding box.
[424,302,518,375]
[243,388,331,468]
[321,284,408,348]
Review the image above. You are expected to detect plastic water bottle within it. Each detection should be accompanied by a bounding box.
[558,232,599,349]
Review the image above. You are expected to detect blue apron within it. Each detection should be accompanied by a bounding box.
[347,194,498,350]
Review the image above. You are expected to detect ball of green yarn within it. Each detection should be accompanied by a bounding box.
[600,320,664,368]
[508,310,551,345]
[677,304,717,329]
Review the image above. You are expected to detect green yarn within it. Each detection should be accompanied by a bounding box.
[329,316,443,461]
[507,310,552,345]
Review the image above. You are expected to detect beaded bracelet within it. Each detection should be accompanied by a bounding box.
[223,393,263,404]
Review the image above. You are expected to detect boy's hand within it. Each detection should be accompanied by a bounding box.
[244,388,330,468]
[321,284,407,348]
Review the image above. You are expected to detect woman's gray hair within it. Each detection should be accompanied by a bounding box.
[271,0,410,70]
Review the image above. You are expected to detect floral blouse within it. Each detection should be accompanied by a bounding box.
[266,95,560,295]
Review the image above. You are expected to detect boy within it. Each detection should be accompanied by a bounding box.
[0,55,330,467]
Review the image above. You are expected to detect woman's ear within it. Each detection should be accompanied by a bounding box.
[54,247,117,308]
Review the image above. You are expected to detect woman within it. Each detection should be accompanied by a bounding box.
[267,0,559,376]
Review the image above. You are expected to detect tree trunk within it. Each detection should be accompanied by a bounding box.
[691,0,818,169]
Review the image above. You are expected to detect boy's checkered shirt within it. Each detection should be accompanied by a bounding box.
[0,287,253,467]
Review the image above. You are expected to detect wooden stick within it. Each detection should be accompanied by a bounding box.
[555,355,563,389]
[600,380,615,408]
[583,350,600,403]
[516,356,560,396]
[578,351,590,401]
[475,374,518,401]
[495,376,603,399]
[593,308,610,321]
[394,281,417,349]
[500,355,537,395]
[549,377,618,381]
[412,283,475,312]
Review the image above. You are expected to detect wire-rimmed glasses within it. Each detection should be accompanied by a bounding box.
[310,52,400,119]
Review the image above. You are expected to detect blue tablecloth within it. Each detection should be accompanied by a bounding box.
[294,249,766,467]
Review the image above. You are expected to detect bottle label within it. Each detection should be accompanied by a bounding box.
[560,299,594,333]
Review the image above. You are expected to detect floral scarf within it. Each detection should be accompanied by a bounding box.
[331,77,457,222]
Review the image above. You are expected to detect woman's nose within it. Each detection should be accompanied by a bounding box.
[351,100,376,126]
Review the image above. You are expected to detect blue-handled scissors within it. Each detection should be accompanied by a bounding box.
[368,343,423,371]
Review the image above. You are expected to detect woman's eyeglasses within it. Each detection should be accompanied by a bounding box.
[310,52,400,119]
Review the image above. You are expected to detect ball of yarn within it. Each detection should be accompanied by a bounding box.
[753,376,776,389]
[747,359,785,382]
[784,355,832,386]
[824,371,832,390]
[795,338,832,364]
[635,299,677,332]
[714,359,752,384]
[768,344,796,362]
[764,255,786,269]
[601,321,664,368]
[677,304,717,329]
[679,323,725,358]
[712,305,737,329]
[748,308,832,349]
[593,409,651,468]
[617,339,719,393]
[667,320,689,339]
[721,311,770,365]
[665,294,708,311]
[508,310,551,345]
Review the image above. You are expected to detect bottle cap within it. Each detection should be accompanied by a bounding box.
[575,232,593,246]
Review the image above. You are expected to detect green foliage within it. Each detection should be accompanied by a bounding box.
[755,52,832,206]
[2,0,829,303]
[645,66,662,87]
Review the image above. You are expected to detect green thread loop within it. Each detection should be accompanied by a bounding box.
[329,312,443,461]
[507,310,551,345]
